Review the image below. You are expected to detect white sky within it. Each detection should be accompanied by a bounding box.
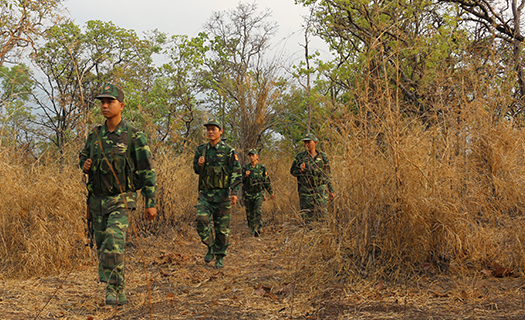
[64,0,330,63]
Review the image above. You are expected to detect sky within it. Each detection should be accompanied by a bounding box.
[64,0,330,64]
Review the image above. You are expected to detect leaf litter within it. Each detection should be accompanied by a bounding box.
[1,213,525,319]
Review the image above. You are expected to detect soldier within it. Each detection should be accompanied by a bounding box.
[79,84,157,306]
[193,118,242,269]
[290,133,335,223]
[242,148,274,237]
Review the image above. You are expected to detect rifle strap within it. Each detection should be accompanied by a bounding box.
[199,143,208,183]
[127,122,132,159]
[89,126,102,160]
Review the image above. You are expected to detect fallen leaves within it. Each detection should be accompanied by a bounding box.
[492,267,515,278]
[374,280,384,291]
[254,282,295,300]
[481,263,516,278]
[421,262,432,271]
[153,251,187,266]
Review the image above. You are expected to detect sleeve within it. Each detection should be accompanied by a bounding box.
[290,153,303,177]
[228,148,242,194]
[193,145,203,175]
[241,164,248,188]
[323,154,334,193]
[263,165,273,195]
[79,132,93,172]
[133,130,157,208]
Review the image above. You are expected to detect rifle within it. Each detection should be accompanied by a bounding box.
[85,196,94,248]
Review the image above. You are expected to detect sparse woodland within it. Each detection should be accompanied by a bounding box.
[3,0,525,319]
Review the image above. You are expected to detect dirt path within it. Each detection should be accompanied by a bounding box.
[2,211,525,319]
[0,211,300,320]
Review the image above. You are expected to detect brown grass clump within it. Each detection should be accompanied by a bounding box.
[3,98,525,306]
[0,147,87,279]
[131,149,198,236]
[277,98,525,297]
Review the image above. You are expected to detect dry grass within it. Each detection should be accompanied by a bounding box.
[2,95,525,319]
[2,214,525,319]
[3,102,525,286]
[275,99,525,298]
[0,148,87,279]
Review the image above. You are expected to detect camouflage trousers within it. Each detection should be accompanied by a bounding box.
[244,192,263,234]
[196,197,231,257]
[299,189,328,223]
[88,192,136,289]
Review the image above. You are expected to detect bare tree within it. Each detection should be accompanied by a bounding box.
[0,0,64,67]
[440,0,525,117]
[203,2,286,157]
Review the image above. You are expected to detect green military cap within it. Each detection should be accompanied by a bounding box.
[248,148,258,155]
[96,84,124,102]
[204,118,222,130]
[302,132,318,142]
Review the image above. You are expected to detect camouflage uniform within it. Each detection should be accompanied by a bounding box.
[242,160,273,235]
[290,144,333,222]
[79,120,156,296]
[193,140,242,262]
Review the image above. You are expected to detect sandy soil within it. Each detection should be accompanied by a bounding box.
[2,212,525,320]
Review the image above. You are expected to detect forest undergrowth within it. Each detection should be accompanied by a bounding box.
[2,101,525,318]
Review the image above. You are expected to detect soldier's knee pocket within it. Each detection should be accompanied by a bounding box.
[100,251,124,267]
[196,214,210,225]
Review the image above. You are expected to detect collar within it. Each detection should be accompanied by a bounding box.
[208,140,224,149]
[103,120,125,136]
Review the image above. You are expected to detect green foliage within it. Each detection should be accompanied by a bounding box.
[144,32,210,151]
[293,0,473,125]
[0,64,32,103]
[31,20,159,157]
[0,64,35,148]
[0,0,64,66]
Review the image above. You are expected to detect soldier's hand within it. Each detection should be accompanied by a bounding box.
[198,156,205,166]
[144,207,157,220]
[270,194,275,200]
[83,159,92,173]
[231,195,238,205]
[329,192,335,200]
[300,163,306,172]
[245,170,251,177]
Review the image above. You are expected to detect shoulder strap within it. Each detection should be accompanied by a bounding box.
[202,143,207,160]
[89,126,102,159]
[198,144,207,183]
[127,122,133,159]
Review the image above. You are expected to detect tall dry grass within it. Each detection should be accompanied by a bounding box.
[131,147,199,236]
[3,100,525,291]
[0,148,87,279]
[278,102,525,294]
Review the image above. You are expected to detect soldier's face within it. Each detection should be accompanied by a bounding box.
[248,153,259,163]
[99,98,124,119]
[205,125,223,142]
[304,140,316,152]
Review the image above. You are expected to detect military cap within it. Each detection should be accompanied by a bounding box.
[96,84,124,102]
[204,118,222,130]
[302,132,318,142]
[248,148,258,155]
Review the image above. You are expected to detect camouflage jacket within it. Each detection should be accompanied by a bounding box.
[242,162,273,195]
[79,120,157,208]
[290,150,334,194]
[193,141,242,203]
